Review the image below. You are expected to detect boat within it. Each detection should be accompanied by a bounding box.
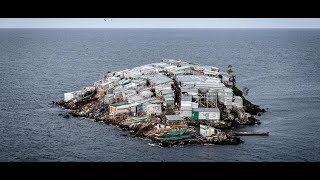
[232,131,269,136]
[120,117,147,125]
[156,133,193,141]
[159,129,188,138]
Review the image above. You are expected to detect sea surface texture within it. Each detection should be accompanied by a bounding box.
[0,28,320,161]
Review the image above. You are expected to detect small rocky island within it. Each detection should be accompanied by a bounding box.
[54,59,266,147]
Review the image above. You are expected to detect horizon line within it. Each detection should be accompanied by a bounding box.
[1,27,320,29]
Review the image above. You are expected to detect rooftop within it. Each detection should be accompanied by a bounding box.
[193,108,220,113]
[181,95,192,102]
[165,115,184,121]
[149,74,172,85]
[176,75,207,83]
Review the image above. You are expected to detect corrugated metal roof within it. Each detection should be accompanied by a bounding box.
[165,115,184,121]
[163,94,174,99]
[181,106,192,111]
[140,90,153,95]
[181,95,192,102]
[154,84,172,90]
[224,88,233,93]
[161,59,181,65]
[123,89,136,95]
[164,97,174,101]
[181,87,198,93]
[128,94,143,102]
[164,65,177,70]
[176,66,191,71]
[193,108,220,113]
[149,74,172,85]
[176,75,207,83]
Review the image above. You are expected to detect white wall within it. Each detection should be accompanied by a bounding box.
[199,111,220,120]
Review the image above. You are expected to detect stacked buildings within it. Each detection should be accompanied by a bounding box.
[63,59,245,137]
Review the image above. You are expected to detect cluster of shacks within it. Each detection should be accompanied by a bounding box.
[64,59,244,137]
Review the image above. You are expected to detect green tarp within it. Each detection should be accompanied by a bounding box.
[157,133,193,141]
[192,111,199,120]
[160,129,188,138]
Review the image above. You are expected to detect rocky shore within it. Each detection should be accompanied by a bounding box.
[54,59,266,147]
[54,99,246,146]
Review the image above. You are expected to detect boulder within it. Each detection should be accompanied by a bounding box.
[63,114,70,118]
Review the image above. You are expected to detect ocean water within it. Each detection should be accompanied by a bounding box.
[0,28,320,162]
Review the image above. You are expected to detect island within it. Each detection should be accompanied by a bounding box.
[54,59,266,147]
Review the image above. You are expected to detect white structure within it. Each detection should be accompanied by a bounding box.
[181,110,192,117]
[165,115,185,125]
[127,94,144,104]
[232,96,243,108]
[193,108,220,120]
[180,95,192,117]
[103,94,115,104]
[181,87,198,96]
[64,90,82,102]
[154,84,173,97]
[122,89,137,101]
[200,124,221,137]
[146,104,162,115]
[139,90,153,99]
[124,70,143,79]
[217,87,233,106]
[148,74,173,86]
[191,102,199,109]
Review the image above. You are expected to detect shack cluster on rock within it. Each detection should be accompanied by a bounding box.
[56,59,266,147]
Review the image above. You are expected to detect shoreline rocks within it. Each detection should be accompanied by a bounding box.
[54,94,263,147]
[54,60,267,148]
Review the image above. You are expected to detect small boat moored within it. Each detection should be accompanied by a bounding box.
[232,131,269,136]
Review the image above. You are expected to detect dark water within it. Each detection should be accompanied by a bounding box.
[1,28,320,161]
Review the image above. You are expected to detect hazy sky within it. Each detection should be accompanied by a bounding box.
[1,18,320,28]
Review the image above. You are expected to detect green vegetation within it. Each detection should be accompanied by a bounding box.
[232,86,243,97]
[227,65,233,75]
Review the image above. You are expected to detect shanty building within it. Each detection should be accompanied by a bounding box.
[148,74,173,87]
[180,95,192,117]
[181,87,198,97]
[154,84,173,97]
[192,108,220,121]
[103,94,115,104]
[200,124,222,137]
[164,96,175,107]
[176,75,207,87]
[139,90,153,99]
[165,115,186,125]
[146,104,162,115]
[64,90,83,102]
[109,102,141,116]
[232,96,243,108]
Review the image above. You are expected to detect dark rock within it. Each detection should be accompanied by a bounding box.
[63,114,70,118]
[120,134,128,137]
[69,111,80,117]
[58,113,63,116]
[257,113,261,116]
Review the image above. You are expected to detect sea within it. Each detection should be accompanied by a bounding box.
[0,28,320,161]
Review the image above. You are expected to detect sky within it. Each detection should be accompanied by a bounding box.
[0,18,320,28]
